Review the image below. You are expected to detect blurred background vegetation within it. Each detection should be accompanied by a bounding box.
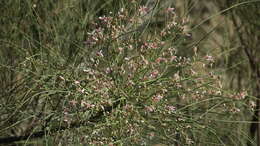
[0,0,259,145]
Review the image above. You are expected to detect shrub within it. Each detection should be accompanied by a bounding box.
[0,1,251,145]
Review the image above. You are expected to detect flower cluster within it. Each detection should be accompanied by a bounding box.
[53,3,246,145]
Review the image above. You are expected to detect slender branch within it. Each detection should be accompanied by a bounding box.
[0,100,121,144]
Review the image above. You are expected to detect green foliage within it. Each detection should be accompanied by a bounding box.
[0,0,256,145]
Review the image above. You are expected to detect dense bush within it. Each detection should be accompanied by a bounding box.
[0,0,256,145]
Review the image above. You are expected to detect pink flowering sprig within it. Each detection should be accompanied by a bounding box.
[138,6,149,15]
[165,7,175,15]
[74,4,249,145]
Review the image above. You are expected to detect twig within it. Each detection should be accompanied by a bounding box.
[0,100,121,144]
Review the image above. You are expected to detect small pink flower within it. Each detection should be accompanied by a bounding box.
[139,6,149,15]
[166,105,176,112]
[81,101,95,109]
[105,67,112,74]
[77,88,85,94]
[190,69,197,75]
[152,94,163,102]
[145,106,155,113]
[123,104,133,111]
[118,47,124,52]
[150,43,158,49]
[173,72,180,80]
[63,108,69,115]
[69,100,78,106]
[170,56,177,61]
[92,36,98,41]
[148,132,155,139]
[239,91,247,99]
[156,57,167,64]
[160,31,166,36]
[166,7,175,13]
[98,16,112,23]
[96,50,104,57]
[234,91,247,99]
[74,80,80,84]
[63,116,71,125]
[150,70,159,78]
[204,55,214,62]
